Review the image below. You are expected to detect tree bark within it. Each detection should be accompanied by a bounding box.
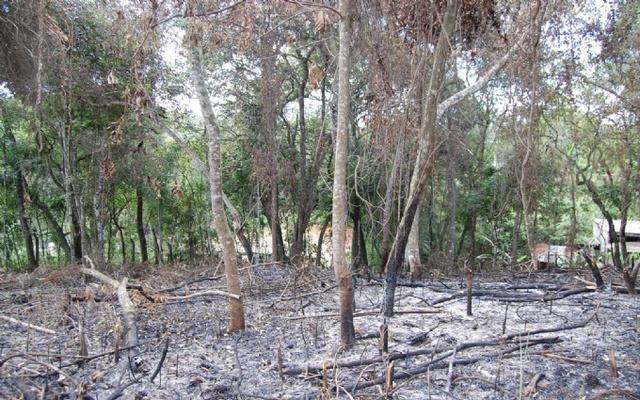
[316,214,331,267]
[380,136,404,273]
[446,131,458,266]
[188,36,245,332]
[406,199,422,280]
[92,167,106,266]
[136,187,148,263]
[332,0,355,348]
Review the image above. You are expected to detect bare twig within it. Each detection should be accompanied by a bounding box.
[0,315,56,335]
[167,289,240,301]
[150,338,170,382]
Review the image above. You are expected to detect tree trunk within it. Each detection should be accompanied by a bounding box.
[152,226,161,265]
[59,110,83,263]
[517,0,542,269]
[446,131,458,266]
[316,214,331,268]
[188,37,245,332]
[292,53,311,262]
[92,168,106,266]
[382,0,459,317]
[114,214,126,264]
[350,198,369,274]
[136,187,148,263]
[259,24,284,264]
[380,136,404,273]
[261,187,287,261]
[28,188,71,261]
[130,238,136,263]
[1,110,37,270]
[406,199,422,280]
[511,207,522,265]
[332,0,355,348]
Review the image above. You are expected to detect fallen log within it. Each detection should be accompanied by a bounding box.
[80,268,141,377]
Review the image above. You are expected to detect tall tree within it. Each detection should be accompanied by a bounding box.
[382,0,459,317]
[186,17,245,332]
[1,103,37,269]
[332,0,355,348]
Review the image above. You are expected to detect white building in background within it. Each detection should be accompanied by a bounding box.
[593,219,640,253]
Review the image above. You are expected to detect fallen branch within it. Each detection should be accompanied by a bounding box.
[351,337,561,391]
[0,315,57,335]
[81,267,120,288]
[0,353,79,386]
[542,351,592,364]
[587,389,640,400]
[431,286,595,305]
[167,289,240,301]
[286,308,440,320]
[150,338,170,382]
[283,312,596,376]
[80,268,141,375]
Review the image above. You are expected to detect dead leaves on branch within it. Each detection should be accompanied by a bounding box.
[102,158,116,181]
[171,181,185,200]
[309,63,324,89]
[146,176,162,198]
[314,10,330,35]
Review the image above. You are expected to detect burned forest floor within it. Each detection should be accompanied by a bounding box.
[1,262,639,400]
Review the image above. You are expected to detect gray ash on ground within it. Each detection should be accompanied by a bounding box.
[0,265,638,399]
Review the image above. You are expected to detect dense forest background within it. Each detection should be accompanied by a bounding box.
[0,0,638,279]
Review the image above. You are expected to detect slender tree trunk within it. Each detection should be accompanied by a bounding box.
[259,25,284,263]
[261,187,286,261]
[114,214,126,264]
[332,0,355,348]
[406,199,422,280]
[292,54,311,262]
[130,238,136,263]
[152,226,161,265]
[316,214,331,267]
[382,0,459,317]
[28,187,71,261]
[188,36,245,332]
[518,0,542,269]
[511,207,522,264]
[136,187,148,263]
[1,110,37,269]
[92,168,106,266]
[380,137,404,273]
[446,132,458,266]
[59,111,83,263]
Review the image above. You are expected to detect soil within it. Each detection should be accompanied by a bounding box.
[0,263,639,399]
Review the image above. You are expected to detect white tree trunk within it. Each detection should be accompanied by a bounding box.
[187,39,245,333]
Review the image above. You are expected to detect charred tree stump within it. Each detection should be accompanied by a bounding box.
[581,250,604,290]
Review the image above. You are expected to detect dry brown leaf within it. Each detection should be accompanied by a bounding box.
[171,181,185,200]
[314,10,330,35]
[147,176,162,198]
[309,64,324,90]
[102,158,116,180]
[107,70,119,85]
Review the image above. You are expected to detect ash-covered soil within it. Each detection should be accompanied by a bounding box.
[0,263,638,399]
